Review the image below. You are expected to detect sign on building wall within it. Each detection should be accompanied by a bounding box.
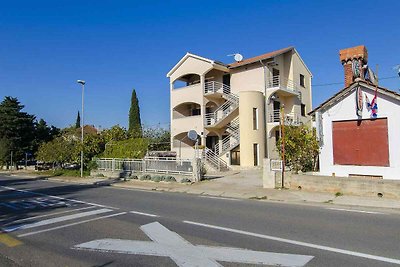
[355,86,363,117]
[332,118,389,167]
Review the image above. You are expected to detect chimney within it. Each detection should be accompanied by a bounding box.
[339,45,368,87]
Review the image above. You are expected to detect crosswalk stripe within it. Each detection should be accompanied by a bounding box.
[6,206,96,226]
[18,212,127,237]
[3,208,112,233]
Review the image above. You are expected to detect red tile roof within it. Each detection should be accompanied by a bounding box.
[228,46,294,68]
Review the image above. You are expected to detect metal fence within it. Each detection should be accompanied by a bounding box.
[96,157,194,176]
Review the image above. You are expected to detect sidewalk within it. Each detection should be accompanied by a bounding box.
[3,170,400,211]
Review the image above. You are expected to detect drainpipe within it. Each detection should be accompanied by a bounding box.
[259,59,269,159]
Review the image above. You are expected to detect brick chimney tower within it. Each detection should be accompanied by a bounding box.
[339,45,368,87]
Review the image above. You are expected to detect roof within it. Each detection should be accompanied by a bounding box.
[166,53,228,78]
[167,46,312,77]
[309,80,400,115]
[228,46,294,68]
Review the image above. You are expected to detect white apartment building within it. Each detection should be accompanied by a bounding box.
[167,47,312,170]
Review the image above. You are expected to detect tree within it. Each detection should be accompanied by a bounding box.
[103,138,148,159]
[75,111,81,129]
[32,119,60,152]
[36,136,76,165]
[101,125,127,143]
[276,125,319,173]
[128,89,142,138]
[0,97,35,165]
[143,126,171,151]
[0,138,11,167]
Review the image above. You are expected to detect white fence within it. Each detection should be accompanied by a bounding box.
[96,157,195,176]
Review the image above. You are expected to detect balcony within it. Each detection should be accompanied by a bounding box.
[267,76,300,97]
[268,109,301,126]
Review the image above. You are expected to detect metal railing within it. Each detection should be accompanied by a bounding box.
[204,81,230,94]
[96,157,194,176]
[203,148,229,172]
[268,110,301,125]
[267,76,299,93]
[216,117,240,155]
[204,96,239,126]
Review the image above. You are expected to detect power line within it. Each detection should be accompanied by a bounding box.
[312,76,399,87]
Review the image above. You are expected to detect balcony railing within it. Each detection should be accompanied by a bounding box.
[204,81,231,94]
[268,109,301,125]
[267,76,299,93]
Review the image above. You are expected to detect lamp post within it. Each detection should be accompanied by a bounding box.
[77,80,85,178]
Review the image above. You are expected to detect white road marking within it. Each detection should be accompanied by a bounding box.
[199,195,241,201]
[0,186,119,209]
[129,211,159,217]
[3,208,112,232]
[107,187,162,193]
[18,212,127,237]
[183,220,400,265]
[327,208,386,215]
[74,221,313,267]
[6,206,96,225]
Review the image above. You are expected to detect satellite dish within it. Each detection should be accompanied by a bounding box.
[187,130,198,141]
[234,53,243,62]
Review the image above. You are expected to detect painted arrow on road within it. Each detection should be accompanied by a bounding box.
[74,222,314,267]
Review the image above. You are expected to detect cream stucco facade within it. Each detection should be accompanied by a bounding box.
[167,47,312,170]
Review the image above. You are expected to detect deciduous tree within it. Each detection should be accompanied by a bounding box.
[276,125,319,173]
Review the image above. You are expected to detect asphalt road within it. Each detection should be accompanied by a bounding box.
[0,175,399,267]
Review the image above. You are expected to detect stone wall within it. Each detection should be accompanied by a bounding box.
[286,172,400,199]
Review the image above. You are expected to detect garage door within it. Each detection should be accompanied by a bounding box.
[332,118,389,166]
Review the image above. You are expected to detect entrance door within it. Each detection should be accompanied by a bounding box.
[273,101,281,122]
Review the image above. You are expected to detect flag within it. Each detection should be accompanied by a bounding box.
[365,91,378,118]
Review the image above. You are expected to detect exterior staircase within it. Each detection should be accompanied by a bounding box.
[204,81,239,127]
[203,148,229,172]
[215,117,240,156]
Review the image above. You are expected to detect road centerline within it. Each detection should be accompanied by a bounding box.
[183,220,400,265]
[129,211,160,217]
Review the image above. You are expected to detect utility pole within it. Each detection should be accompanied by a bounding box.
[280,105,286,189]
[10,151,13,171]
[77,80,86,178]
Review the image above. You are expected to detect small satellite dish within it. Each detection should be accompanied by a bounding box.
[187,130,198,141]
[234,53,243,62]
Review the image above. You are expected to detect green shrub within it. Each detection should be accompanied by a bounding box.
[151,175,162,182]
[87,160,98,171]
[131,175,138,180]
[140,174,151,181]
[164,176,176,182]
[95,173,105,178]
[180,178,191,183]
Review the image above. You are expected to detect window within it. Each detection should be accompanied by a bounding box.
[253,143,259,166]
[300,74,305,87]
[253,108,258,130]
[301,104,306,117]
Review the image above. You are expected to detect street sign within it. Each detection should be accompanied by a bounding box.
[74,222,313,267]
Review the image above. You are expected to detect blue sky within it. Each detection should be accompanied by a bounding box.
[0,0,399,129]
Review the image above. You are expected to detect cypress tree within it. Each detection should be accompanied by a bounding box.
[128,89,142,137]
[75,111,81,129]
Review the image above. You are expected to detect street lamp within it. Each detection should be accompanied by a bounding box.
[77,80,85,178]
